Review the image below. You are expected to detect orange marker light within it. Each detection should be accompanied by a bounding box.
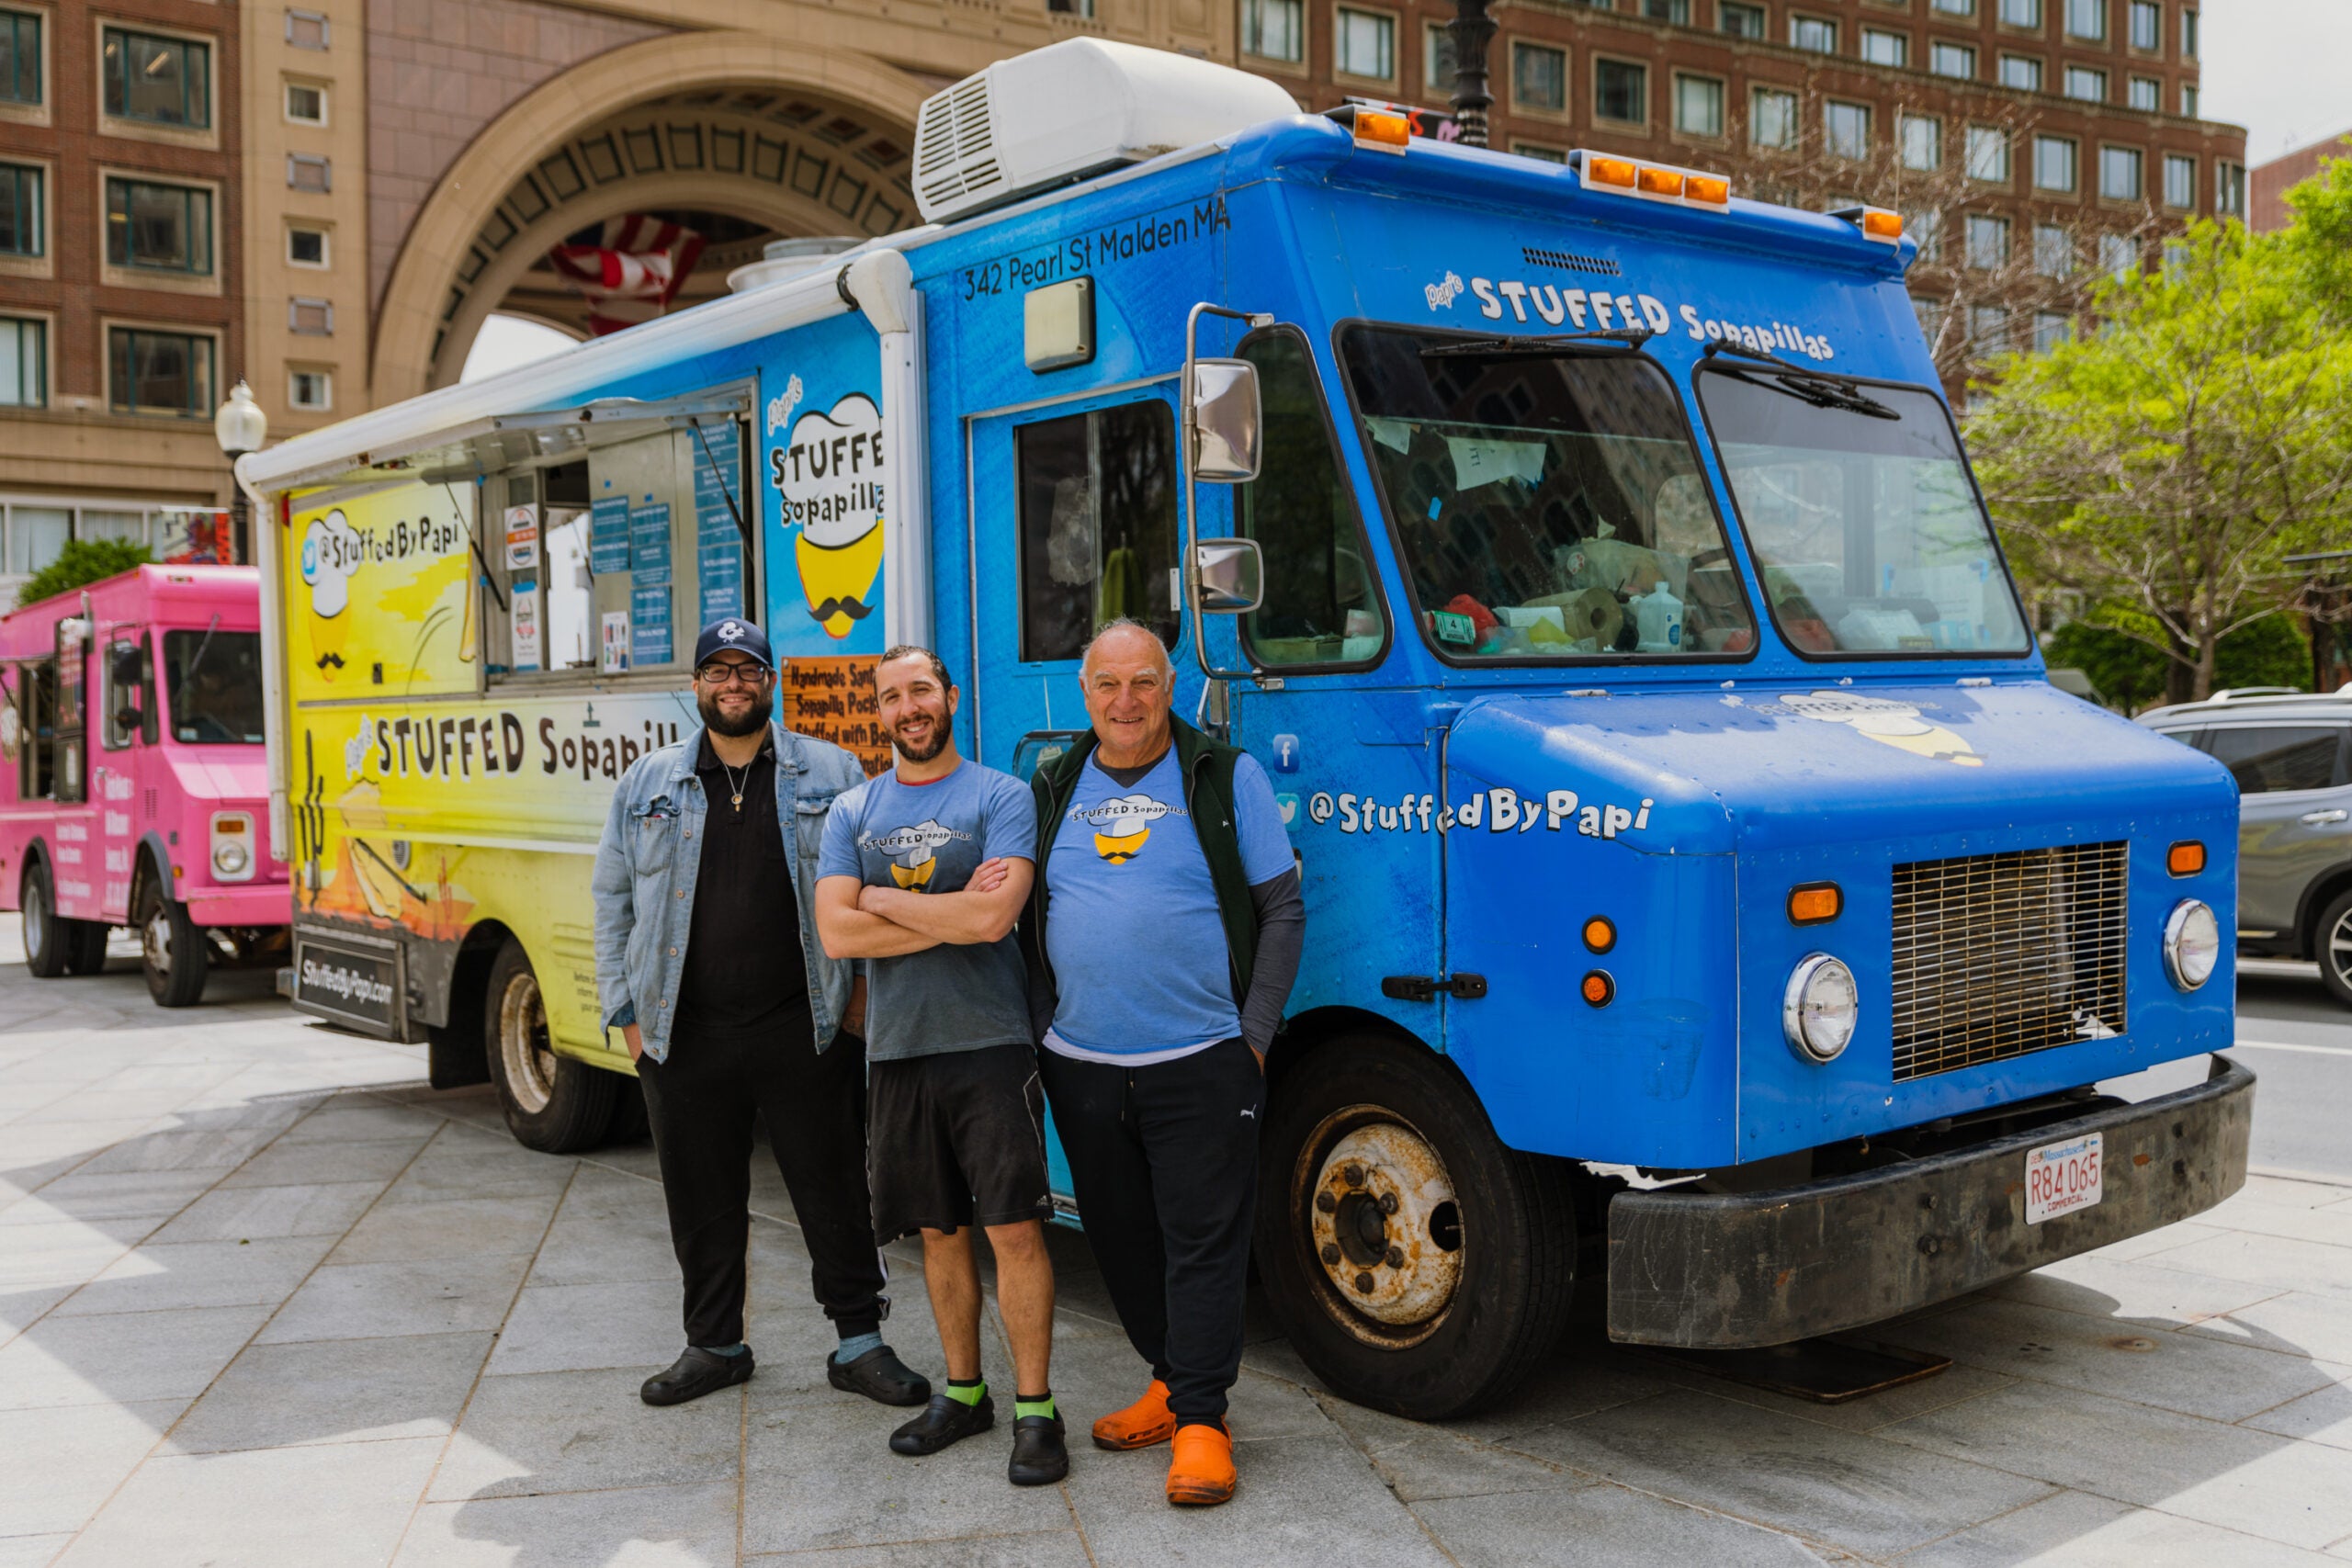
[217,816,248,833]
[1787,883,1843,925]
[2167,840,2206,876]
[1354,110,1411,152]
[1589,156,1638,188]
[1637,165,1685,197]
[1861,209,1904,241]
[1582,916,1617,953]
[1581,970,1616,1008]
[1685,174,1731,206]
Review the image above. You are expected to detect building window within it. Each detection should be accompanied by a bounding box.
[104,178,211,275]
[2163,152,2194,208]
[0,161,40,255]
[2215,158,2243,216]
[2032,134,2076,189]
[2180,83,2198,117]
[1971,305,2011,351]
[1644,0,1691,21]
[1911,209,1942,260]
[284,80,324,123]
[2180,7,2196,56]
[1999,0,2041,24]
[1595,58,1646,122]
[1,315,43,406]
[1719,2,1765,38]
[2032,311,2072,351]
[1334,8,1393,80]
[1244,0,1303,62]
[2126,74,2157,110]
[1825,99,1870,158]
[2033,222,2073,274]
[1751,86,1798,148]
[1967,125,2010,181]
[1789,15,1838,52]
[285,8,328,50]
[1424,23,1455,90]
[288,298,333,335]
[1900,114,1940,169]
[2064,66,2107,101]
[1965,213,2010,267]
[2099,232,2139,276]
[102,29,209,128]
[286,152,331,193]
[1514,42,1566,111]
[108,327,213,417]
[1930,41,1976,78]
[288,367,331,410]
[1999,53,2042,89]
[1861,28,1907,65]
[2065,0,2104,38]
[1912,295,1944,340]
[288,226,327,266]
[2,8,40,105]
[2100,144,2143,199]
[1931,0,1973,14]
[1512,141,1567,163]
[2163,238,2192,271]
[2129,0,2160,48]
[1675,73,1724,135]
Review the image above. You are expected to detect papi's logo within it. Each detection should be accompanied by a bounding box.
[863,819,968,890]
[1075,794,1178,863]
[771,393,885,640]
[1782,690,1984,767]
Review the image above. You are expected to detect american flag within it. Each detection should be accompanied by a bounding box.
[547,214,707,335]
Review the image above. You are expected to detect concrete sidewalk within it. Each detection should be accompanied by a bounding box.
[5,924,2351,1565]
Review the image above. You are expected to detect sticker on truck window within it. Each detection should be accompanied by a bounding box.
[2024,1131,2102,1224]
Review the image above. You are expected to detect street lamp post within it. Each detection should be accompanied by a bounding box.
[212,380,267,566]
[1447,0,1497,149]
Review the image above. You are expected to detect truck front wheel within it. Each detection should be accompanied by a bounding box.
[1255,1035,1579,1421]
[23,860,106,979]
[483,938,616,1153]
[136,878,208,1006]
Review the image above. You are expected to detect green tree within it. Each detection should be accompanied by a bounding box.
[1970,164,2352,703]
[16,538,153,609]
[2045,607,2311,713]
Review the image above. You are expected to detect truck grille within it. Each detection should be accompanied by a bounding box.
[1890,840,2129,1081]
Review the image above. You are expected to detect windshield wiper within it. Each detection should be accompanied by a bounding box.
[1702,340,1901,420]
[1422,326,1657,357]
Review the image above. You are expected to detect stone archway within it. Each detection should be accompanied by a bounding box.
[372,30,930,400]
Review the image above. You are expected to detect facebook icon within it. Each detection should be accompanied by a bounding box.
[1270,734,1302,773]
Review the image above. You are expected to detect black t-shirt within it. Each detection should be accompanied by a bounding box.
[671,729,809,1043]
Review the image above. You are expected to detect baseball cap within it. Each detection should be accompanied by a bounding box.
[693,617,774,670]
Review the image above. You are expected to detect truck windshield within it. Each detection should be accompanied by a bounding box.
[1336,326,1756,660]
[163,629,265,744]
[1696,368,2030,657]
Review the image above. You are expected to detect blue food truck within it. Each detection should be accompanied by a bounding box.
[241,39,2251,1421]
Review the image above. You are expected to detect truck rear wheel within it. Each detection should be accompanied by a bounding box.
[136,878,208,1006]
[484,938,616,1153]
[1255,1035,1579,1421]
[22,860,104,979]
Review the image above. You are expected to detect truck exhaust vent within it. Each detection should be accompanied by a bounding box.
[1521,245,1623,277]
[1890,840,2128,1082]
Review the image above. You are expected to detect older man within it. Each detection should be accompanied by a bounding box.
[1023,618,1304,1506]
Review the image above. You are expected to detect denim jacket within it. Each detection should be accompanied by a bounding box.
[591,720,865,1062]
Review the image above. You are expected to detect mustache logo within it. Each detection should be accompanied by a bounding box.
[315,651,346,670]
[805,595,874,626]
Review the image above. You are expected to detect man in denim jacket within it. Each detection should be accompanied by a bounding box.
[593,616,929,1411]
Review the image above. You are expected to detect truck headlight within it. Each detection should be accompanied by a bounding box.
[1783,953,1858,1063]
[2163,899,2220,991]
[209,812,255,883]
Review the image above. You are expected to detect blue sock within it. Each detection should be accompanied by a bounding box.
[695,1342,748,1358]
[836,1330,884,1363]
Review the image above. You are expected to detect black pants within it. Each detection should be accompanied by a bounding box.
[637,1021,887,1349]
[1038,1036,1262,1425]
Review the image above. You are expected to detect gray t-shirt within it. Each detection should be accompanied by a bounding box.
[818,759,1035,1062]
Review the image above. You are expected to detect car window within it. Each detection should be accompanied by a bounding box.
[2201,725,2347,794]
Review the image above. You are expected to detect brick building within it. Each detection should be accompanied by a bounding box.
[2249,128,2351,233]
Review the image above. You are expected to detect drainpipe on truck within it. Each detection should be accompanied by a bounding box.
[840,248,933,650]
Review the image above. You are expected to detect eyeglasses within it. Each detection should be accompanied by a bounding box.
[695,661,772,687]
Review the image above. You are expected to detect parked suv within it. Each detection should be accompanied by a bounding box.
[2142,688,2352,1007]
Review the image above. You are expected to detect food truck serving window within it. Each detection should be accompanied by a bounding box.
[1696,369,2030,658]
[1337,326,1756,661]
[164,629,265,743]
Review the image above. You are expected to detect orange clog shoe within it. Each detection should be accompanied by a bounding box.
[1091,1378,1177,1451]
[1165,1420,1236,1506]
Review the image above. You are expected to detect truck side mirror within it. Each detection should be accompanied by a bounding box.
[1193,538,1264,614]
[109,645,142,686]
[115,705,143,735]
[1187,358,1261,483]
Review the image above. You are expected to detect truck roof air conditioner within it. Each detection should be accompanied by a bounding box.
[910,39,1301,225]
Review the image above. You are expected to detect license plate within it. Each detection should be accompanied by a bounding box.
[2024,1132,2103,1224]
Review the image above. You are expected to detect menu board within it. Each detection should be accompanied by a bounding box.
[589,495,631,576]
[695,434,746,627]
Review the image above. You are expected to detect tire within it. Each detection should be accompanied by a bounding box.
[483,937,617,1153]
[21,859,70,978]
[136,874,209,1006]
[1254,1035,1580,1422]
[2316,887,2352,1010]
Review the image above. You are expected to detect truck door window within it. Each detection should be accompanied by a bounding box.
[1697,368,2030,657]
[15,660,56,798]
[2201,725,2348,794]
[1337,325,1756,660]
[51,621,85,803]
[1235,329,1388,668]
[163,628,265,743]
[1015,400,1181,662]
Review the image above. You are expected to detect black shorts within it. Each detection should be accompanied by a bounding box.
[867,1042,1053,1243]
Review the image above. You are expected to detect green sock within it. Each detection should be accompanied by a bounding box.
[1015,1391,1057,1420]
[945,1377,986,1407]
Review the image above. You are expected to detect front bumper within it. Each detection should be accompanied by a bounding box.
[1606,1055,2254,1348]
[184,883,294,928]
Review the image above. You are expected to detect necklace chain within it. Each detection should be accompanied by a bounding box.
[721,758,750,811]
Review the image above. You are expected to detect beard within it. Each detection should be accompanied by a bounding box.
[891,708,951,763]
[698,684,774,739]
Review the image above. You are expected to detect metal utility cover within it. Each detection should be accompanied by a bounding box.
[1024,277,1095,372]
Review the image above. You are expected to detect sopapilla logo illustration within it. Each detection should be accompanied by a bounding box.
[1073,794,1179,864]
[1781,690,1984,766]
[771,393,885,639]
[862,819,969,889]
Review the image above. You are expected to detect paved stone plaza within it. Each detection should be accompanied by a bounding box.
[5,919,2352,1566]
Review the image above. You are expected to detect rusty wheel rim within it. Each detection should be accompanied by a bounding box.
[1297,1107,1464,1348]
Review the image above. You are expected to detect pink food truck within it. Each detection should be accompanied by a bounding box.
[0,566,288,1005]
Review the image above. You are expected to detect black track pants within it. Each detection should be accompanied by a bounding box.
[1038,1036,1262,1425]
[637,1024,887,1349]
